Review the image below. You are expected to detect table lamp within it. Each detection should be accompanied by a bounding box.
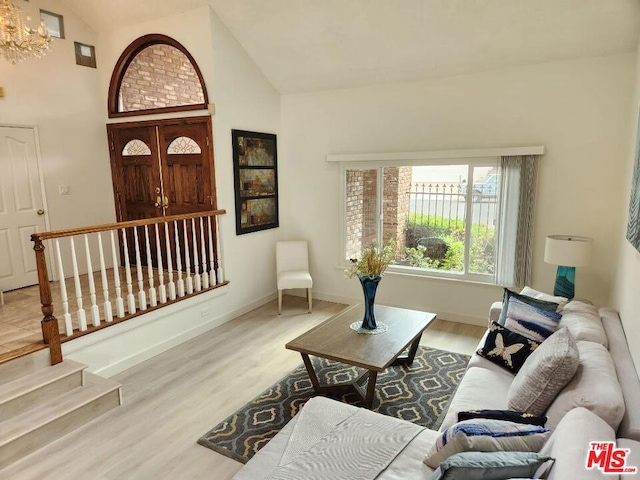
[544,235,593,299]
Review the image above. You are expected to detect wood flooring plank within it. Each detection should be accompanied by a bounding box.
[0,297,484,480]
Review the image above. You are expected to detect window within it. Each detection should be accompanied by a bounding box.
[340,151,540,286]
[108,34,208,118]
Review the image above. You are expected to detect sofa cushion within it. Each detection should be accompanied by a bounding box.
[520,286,568,310]
[559,301,608,347]
[507,327,579,416]
[504,297,562,342]
[424,419,550,468]
[545,340,625,430]
[539,407,616,480]
[477,322,540,373]
[439,367,513,432]
[429,451,554,480]
[458,409,547,427]
[498,289,560,326]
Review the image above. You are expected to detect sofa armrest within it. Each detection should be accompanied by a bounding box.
[601,307,640,441]
[489,301,503,326]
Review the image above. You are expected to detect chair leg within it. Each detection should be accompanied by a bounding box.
[307,288,312,313]
[278,290,283,315]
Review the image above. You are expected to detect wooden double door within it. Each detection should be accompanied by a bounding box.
[107,117,217,268]
[108,116,216,222]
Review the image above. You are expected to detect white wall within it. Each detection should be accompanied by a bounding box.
[66,6,282,373]
[0,0,114,231]
[612,44,640,370]
[281,54,635,325]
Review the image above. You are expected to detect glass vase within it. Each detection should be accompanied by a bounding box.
[358,274,381,330]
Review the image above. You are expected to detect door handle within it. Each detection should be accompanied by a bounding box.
[37,209,45,216]
[163,195,169,208]
[155,196,162,208]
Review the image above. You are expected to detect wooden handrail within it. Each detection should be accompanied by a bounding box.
[32,210,226,241]
[31,209,227,366]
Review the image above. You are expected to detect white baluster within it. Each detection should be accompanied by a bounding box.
[110,230,125,318]
[121,228,136,314]
[84,234,101,327]
[199,217,209,288]
[174,220,185,297]
[54,239,73,335]
[97,233,113,322]
[191,218,201,292]
[69,237,87,331]
[144,225,157,307]
[183,220,193,294]
[215,216,224,283]
[155,224,167,303]
[165,222,176,300]
[207,216,217,285]
[133,227,147,310]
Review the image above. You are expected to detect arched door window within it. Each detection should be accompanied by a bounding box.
[108,34,208,118]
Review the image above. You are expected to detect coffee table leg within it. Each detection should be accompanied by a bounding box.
[406,333,423,363]
[364,371,378,408]
[392,333,424,366]
[301,353,322,393]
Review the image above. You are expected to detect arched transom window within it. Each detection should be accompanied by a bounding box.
[108,34,208,118]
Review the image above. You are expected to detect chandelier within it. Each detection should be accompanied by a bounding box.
[0,0,51,64]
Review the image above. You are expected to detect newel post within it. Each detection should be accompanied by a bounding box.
[32,234,63,365]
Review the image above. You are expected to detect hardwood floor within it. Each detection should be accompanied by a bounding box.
[0,296,485,480]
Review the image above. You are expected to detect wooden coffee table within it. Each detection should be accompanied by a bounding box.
[285,304,437,408]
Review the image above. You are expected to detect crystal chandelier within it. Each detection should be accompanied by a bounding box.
[0,0,51,64]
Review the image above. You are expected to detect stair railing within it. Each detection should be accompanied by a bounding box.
[31,210,227,365]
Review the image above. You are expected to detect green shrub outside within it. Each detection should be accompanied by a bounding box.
[403,213,495,274]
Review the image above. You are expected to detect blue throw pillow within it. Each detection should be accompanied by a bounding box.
[504,297,562,342]
[477,322,540,373]
[498,289,559,326]
[424,418,551,468]
[429,451,554,480]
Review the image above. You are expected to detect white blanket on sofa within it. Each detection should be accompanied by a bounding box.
[264,402,424,480]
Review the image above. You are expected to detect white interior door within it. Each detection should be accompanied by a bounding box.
[0,126,47,291]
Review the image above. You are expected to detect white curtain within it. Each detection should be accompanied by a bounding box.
[495,155,538,288]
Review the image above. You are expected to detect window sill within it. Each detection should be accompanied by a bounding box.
[337,265,501,288]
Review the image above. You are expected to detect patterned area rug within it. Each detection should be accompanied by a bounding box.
[197,346,470,464]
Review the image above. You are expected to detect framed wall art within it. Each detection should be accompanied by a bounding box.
[232,130,279,235]
[627,110,640,252]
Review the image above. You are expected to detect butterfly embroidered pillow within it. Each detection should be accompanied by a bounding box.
[477,322,540,374]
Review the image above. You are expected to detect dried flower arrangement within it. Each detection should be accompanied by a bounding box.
[346,240,398,278]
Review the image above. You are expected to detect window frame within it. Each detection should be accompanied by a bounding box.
[336,145,545,285]
[107,34,209,119]
[340,157,502,285]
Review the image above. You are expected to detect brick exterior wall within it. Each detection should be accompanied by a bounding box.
[120,45,204,111]
[382,167,411,252]
[345,167,411,260]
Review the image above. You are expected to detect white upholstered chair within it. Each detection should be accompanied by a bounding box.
[276,241,313,314]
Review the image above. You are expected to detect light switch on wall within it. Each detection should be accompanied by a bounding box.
[59,185,70,195]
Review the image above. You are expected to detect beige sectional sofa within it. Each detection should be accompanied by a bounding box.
[233,302,640,479]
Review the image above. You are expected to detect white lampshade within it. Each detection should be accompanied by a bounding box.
[544,235,593,267]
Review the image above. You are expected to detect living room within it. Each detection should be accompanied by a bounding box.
[1,1,640,478]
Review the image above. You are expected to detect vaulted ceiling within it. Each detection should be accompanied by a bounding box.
[61,0,640,94]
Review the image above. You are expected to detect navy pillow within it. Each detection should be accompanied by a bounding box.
[498,289,560,325]
[477,322,540,373]
[457,409,547,427]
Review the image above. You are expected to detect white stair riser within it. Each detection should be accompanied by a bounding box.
[0,350,50,386]
[0,388,120,469]
[0,371,83,422]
